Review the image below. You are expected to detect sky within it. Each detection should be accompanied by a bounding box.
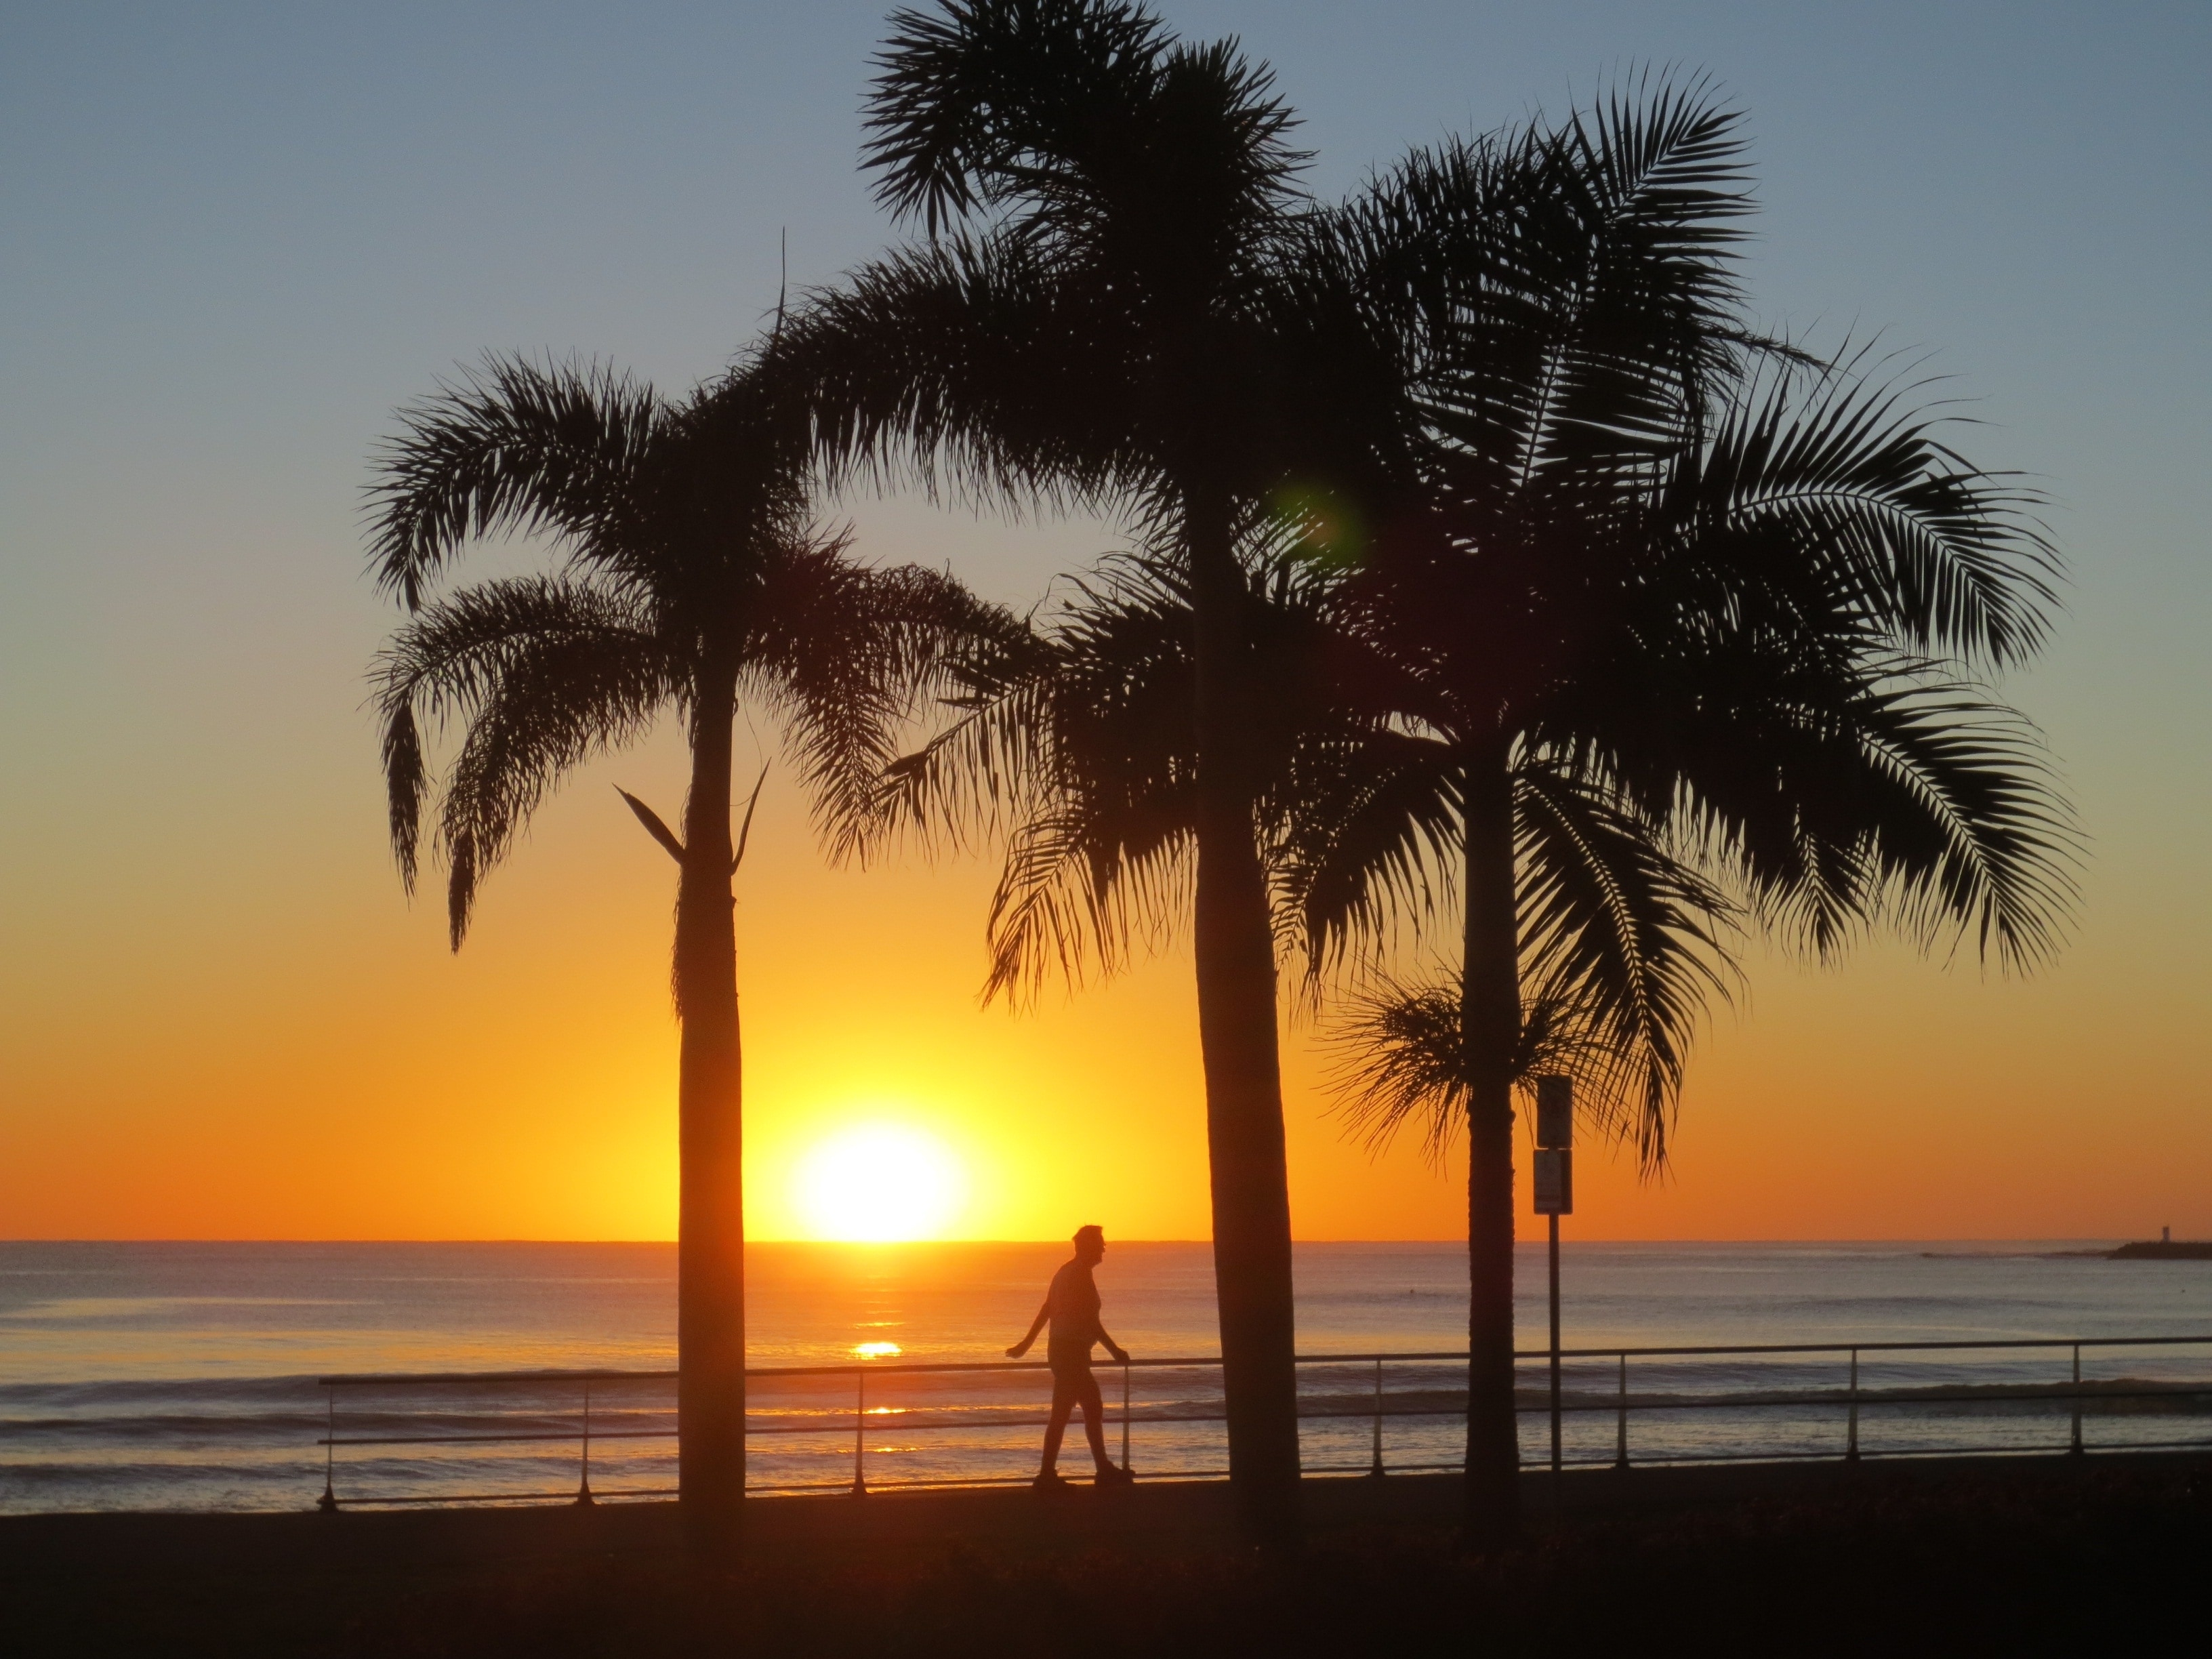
[2,1,2208,1243]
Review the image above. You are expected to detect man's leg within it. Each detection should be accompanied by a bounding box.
[1040,1372,1075,1475]
[1075,1370,1115,1473]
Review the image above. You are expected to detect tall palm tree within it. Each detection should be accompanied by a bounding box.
[773,0,1358,1528]
[366,354,985,1532]
[1294,93,2074,1540]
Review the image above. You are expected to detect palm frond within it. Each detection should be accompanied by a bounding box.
[1279,727,1458,984]
[831,615,1060,865]
[1688,350,2060,668]
[981,804,1192,1006]
[365,356,668,611]
[779,230,1144,512]
[1514,760,1738,1169]
[372,575,678,945]
[747,535,1024,853]
[863,0,1173,235]
[1328,963,1712,1174]
[1327,977,1467,1166]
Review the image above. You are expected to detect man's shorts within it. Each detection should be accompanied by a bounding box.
[1046,1338,1094,1380]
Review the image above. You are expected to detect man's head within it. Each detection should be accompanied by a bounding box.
[1073,1224,1105,1264]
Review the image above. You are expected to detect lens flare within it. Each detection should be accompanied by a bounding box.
[795,1124,965,1242]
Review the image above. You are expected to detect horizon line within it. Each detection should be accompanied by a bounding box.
[0,1235,2154,1247]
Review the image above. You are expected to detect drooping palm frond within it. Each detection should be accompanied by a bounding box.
[1832,678,2075,966]
[778,230,1144,512]
[832,544,1418,1007]
[1595,650,2078,972]
[371,576,678,944]
[1328,968,1711,1174]
[983,802,1194,1004]
[747,537,1023,846]
[366,357,668,611]
[1326,977,1467,1165]
[971,558,1201,1004]
[1513,759,1738,1168]
[1322,757,1736,1174]
[1517,348,2076,974]
[838,626,1061,865]
[1681,350,2061,670]
[1276,724,1458,986]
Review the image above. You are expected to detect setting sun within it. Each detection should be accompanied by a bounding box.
[794,1124,966,1242]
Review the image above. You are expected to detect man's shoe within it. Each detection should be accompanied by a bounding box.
[1031,1471,1071,1493]
[1092,1465,1134,1487]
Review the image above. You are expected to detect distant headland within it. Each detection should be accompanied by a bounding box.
[2109,1237,2212,1261]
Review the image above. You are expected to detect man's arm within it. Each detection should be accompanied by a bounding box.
[1006,1299,1050,1359]
[1094,1321,1128,1365]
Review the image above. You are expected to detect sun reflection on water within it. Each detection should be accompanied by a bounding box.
[854,1340,902,1359]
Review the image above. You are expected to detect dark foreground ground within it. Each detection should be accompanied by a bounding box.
[9,1453,2209,1657]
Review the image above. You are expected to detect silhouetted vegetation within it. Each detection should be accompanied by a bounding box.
[360,0,2075,1554]
[782,2,2072,1546]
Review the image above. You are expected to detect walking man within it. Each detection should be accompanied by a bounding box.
[1007,1225,1133,1489]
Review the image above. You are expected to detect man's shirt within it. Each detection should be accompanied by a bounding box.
[1045,1258,1103,1347]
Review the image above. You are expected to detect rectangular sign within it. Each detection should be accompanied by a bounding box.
[1533,1148,1573,1216]
[1535,1076,1574,1150]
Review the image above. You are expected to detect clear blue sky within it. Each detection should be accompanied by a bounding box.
[3,2,2208,1238]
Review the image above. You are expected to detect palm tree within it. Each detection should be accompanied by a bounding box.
[1293,93,2074,1540]
[366,354,986,1533]
[773,0,1358,1528]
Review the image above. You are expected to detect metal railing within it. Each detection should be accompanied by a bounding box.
[312,1333,2212,1510]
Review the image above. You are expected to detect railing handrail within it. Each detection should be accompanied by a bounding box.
[316,1381,2212,1446]
[306,1330,2212,1510]
[316,1331,2212,1388]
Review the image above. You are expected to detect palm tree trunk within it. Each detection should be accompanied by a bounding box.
[676,651,745,1543]
[1186,483,1303,1541]
[1460,737,1521,1543]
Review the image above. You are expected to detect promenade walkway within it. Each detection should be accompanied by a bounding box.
[10,1452,2208,1656]
[9,1446,2207,1573]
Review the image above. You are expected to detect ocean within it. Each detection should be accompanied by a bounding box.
[5,1240,2210,1514]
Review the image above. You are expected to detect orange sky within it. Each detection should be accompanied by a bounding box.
[3,630,2207,1243]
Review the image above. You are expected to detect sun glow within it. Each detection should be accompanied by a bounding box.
[795,1124,966,1242]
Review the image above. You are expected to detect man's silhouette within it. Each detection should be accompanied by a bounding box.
[1007,1224,1133,1489]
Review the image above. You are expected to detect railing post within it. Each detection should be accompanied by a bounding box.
[1369,1358,1385,1478]
[1549,1214,1564,1477]
[1846,1348,1860,1462]
[1614,1353,1629,1471]
[575,1384,594,1505]
[852,1368,868,1496]
[1121,1359,1132,1475]
[2070,1343,2084,1456]
[316,1388,337,1512]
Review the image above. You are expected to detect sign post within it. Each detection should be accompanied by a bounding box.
[1533,1076,1574,1477]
